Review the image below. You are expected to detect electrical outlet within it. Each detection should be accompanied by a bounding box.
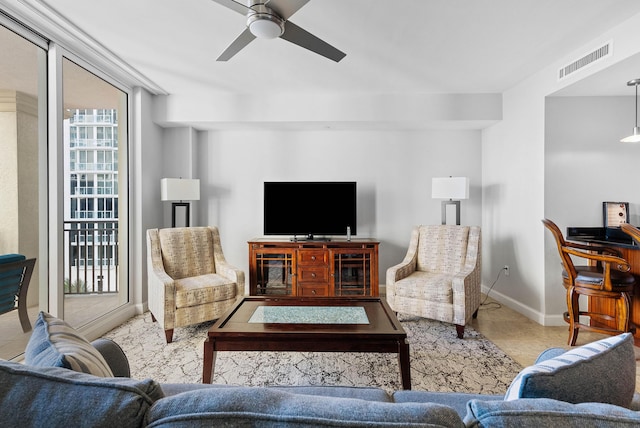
[504,265,510,276]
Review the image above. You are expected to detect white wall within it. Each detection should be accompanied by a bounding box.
[133,88,164,309]
[187,128,482,288]
[482,12,640,325]
[544,96,640,315]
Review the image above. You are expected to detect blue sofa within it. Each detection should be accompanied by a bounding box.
[1,311,640,427]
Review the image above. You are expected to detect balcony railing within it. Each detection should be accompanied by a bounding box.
[63,220,119,295]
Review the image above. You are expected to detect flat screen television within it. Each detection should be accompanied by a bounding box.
[264,181,357,240]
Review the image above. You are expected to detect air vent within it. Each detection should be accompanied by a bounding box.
[558,41,612,80]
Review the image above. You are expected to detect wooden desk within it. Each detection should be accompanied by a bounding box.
[566,227,640,343]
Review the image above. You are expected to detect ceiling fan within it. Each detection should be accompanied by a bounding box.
[211,0,346,62]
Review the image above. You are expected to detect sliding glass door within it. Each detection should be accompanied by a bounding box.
[60,57,129,328]
[0,21,47,359]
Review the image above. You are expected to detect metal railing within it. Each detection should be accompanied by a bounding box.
[63,220,119,295]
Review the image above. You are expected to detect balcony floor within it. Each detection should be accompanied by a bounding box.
[0,294,120,360]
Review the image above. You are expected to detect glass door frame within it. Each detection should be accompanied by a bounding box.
[48,43,134,333]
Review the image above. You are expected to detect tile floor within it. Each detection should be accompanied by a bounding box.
[472,295,640,392]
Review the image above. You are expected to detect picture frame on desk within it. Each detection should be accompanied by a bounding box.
[603,201,629,228]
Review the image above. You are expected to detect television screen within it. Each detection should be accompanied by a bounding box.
[264,181,357,239]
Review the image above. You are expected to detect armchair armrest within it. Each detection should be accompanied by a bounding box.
[386,227,421,286]
[215,260,246,296]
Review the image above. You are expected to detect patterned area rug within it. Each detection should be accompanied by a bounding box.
[103,312,522,395]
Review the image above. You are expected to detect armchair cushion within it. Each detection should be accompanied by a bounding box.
[25,311,114,377]
[416,226,469,273]
[393,271,453,303]
[158,228,216,279]
[504,333,635,407]
[174,274,237,308]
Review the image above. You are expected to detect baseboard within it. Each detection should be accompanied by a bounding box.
[481,285,566,327]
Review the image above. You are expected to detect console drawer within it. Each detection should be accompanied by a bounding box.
[297,284,329,296]
[297,266,329,283]
[297,250,328,265]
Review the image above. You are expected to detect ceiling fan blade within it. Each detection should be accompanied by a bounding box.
[217,28,256,61]
[267,0,311,20]
[210,0,250,15]
[280,21,346,62]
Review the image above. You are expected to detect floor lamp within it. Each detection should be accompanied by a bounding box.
[161,178,200,227]
[432,177,469,225]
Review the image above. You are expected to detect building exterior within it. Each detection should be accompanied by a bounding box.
[63,108,119,294]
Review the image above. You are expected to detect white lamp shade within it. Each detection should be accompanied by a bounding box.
[621,127,640,143]
[161,178,200,201]
[432,177,469,200]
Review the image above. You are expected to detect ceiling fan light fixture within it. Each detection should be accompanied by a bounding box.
[247,5,284,39]
[621,78,640,143]
[249,18,283,38]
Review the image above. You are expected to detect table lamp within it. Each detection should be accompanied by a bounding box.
[432,177,469,225]
[161,178,200,227]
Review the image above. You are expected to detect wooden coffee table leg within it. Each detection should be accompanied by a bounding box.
[202,337,216,383]
[398,338,411,390]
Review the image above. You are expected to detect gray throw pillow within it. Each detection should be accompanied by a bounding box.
[0,360,163,428]
[147,387,465,427]
[25,311,114,377]
[504,333,635,407]
[464,398,640,428]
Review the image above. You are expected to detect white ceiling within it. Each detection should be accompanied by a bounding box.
[4,0,640,121]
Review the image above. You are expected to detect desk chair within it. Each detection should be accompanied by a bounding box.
[542,219,635,345]
[621,223,640,247]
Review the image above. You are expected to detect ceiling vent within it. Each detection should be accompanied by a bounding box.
[558,41,612,80]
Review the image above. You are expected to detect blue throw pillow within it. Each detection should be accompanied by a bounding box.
[25,311,114,377]
[504,333,635,407]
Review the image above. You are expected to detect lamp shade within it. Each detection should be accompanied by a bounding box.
[621,127,640,143]
[432,177,469,200]
[161,178,200,201]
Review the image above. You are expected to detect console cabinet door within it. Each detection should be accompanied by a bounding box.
[249,247,296,295]
[330,248,378,296]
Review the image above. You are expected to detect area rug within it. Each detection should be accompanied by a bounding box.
[102,312,522,395]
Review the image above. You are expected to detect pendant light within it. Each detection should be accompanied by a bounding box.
[621,78,640,143]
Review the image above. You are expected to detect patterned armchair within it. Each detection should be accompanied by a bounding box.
[146,227,244,343]
[386,225,481,338]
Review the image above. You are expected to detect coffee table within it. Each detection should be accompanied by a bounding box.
[202,296,411,389]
